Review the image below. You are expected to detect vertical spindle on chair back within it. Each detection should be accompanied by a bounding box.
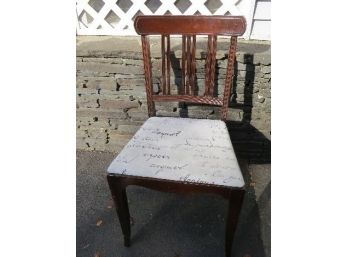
[134,15,246,121]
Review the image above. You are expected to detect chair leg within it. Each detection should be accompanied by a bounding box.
[225,190,245,257]
[107,176,131,247]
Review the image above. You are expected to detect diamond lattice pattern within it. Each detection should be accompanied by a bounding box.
[76,0,245,35]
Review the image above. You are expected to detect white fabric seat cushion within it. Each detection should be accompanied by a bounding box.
[107,117,245,188]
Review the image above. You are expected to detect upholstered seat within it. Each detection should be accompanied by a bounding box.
[107,117,244,188]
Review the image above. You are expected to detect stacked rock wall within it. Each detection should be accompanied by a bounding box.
[76,36,271,162]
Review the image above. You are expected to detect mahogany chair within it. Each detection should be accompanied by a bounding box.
[107,15,247,257]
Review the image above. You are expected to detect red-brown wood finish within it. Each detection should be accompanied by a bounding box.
[141,35,156,116]
[108,15,247,257]
[134,15,246,36]
[107,174,245,256]
[222,36,238,120]
[205,35,218,97]
[137,15,243,121]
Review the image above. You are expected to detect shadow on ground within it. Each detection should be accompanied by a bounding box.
[77,41,271,257]
[77,151,270,257]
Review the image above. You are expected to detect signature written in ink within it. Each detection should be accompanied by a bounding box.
[179,174,214,185]
[193,153,220,160]
[143,153,170,161]
[150,163,188,174]
[126,143,160,151]
[151,129,182,138]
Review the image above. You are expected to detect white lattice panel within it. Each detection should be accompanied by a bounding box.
[76,0,256,38]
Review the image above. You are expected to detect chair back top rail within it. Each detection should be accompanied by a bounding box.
[135,15,246,36]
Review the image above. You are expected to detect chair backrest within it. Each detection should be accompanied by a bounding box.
[134,15,246,121]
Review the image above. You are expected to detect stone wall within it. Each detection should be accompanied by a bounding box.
[76,36,271,162]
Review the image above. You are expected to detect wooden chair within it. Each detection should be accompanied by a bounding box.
[107,15,247,257]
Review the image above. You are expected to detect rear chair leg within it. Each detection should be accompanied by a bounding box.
[107,175,131,247]
[225,190,245,257]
